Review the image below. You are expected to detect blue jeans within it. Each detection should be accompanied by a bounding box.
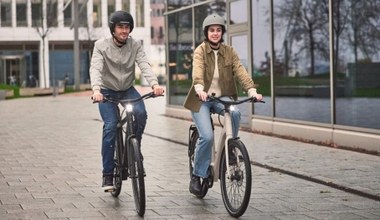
[98,87,147,175]
[191,97,241,178]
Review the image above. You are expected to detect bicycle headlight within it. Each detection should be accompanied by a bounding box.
[126,104,133,112]
[229,105,236,111]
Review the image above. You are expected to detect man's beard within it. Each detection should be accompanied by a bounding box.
[114,35,127,45]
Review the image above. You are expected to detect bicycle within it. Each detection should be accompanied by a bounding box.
[94,92,162,217]
[188,95,264,217]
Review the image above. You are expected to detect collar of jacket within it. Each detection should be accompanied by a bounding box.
[204,41,226,57]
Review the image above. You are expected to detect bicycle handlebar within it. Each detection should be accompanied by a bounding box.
[207,95,265,106]
[92,92,163,104]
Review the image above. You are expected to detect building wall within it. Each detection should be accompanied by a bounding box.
[0,0,153,88]
[163,0,380,152]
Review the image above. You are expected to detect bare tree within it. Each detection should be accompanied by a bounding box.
[348,0,380,63]
[32,0,58,88]
[274,0,328,76]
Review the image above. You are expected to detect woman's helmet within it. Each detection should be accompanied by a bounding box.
[108,10,134,34]
[202,14,226,41]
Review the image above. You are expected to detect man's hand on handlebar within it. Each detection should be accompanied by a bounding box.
[152,85,165,96]
[92,90,104,102]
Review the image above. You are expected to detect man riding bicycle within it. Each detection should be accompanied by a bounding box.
[90,10,164,191]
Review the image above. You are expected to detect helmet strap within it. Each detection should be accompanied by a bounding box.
[209,41,220,49]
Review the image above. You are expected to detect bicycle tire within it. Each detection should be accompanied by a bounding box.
[188,126,209,198]
[130,138,146,217]
[188,126,198,178]
[220,139,252,217]
[111,128,123,197]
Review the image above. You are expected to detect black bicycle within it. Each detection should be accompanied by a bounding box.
[188,95,264,217]
[94,92,162,217]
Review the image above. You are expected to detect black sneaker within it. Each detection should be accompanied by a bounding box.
[102,175,114,192]
[189,175,202,196]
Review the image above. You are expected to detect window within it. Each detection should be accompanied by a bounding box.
[167,9,193,105]
[78,1,87,27]
[230,0,247,24]
[334,1,380,129]
[63,0,72,27]
[31,0,42,27]
[47,0,58,27]
[16,0,27,27]
[167,0,192,11]
[252,0,271,116]
[1,0,12,27]
[135,0,144,27]
[93,0,102,27]
[108,0,115,17]
[273,0,330,123]
[122,0,130,12]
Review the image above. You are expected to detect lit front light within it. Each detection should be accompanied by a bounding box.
[229,105,236,111]
[126,104,133,112]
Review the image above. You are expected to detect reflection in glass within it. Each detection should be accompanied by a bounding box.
[167,0,192,11]
[168,10,193,105]
[252,0,271,116]
[273,0,330,123]
[230,0,247,24]
[167,2,226,106]
[334,1,380,130]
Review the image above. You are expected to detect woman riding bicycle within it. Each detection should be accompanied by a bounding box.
[183,14,263,196]
[90,10,164,192]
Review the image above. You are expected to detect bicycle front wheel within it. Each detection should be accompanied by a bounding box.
[111,128,123,197]
[129,138,146,217]
[220,139,252,218]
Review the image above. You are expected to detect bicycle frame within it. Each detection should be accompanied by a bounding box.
[115,101,135,176]
[211,106,234,182]
[94,91,162,217]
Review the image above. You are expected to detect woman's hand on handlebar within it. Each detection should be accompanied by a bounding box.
[196,90,208,102]
[92,90,103,102]
[253,93,263,102]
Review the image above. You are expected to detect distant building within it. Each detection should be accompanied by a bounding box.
[0,0,152,88]
[149,0,165,84]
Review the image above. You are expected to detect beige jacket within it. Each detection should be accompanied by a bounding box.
[90,37,158,92]
[183,41,256,112]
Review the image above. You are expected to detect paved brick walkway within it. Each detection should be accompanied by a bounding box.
[0,88,379,219]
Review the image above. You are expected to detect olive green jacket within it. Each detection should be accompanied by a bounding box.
[183,41,256,112]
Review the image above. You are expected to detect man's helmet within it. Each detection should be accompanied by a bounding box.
[108,10,134,34]
[202,14,226,41]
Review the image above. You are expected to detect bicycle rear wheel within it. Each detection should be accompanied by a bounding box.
[220,139,252,217]
[111,128,123,197]
[129,138,146,216]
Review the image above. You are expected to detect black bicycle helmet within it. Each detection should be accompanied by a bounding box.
[108,10,134,34]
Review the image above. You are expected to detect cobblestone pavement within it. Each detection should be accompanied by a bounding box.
[0,88,379,219]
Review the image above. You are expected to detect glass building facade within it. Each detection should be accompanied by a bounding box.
[164,0,380,149]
